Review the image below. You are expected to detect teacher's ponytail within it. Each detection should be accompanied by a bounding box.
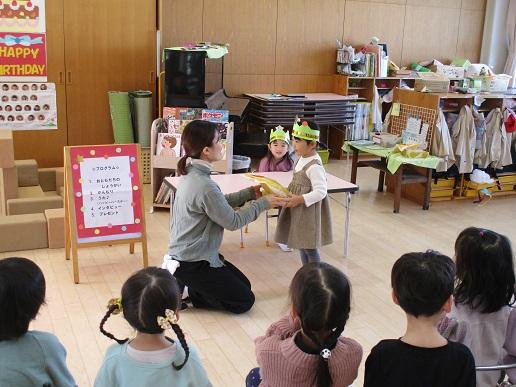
[176,155,189,176]
[176,120,219,176]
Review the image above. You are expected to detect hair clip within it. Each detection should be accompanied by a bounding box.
[320,348,331,361]
[479,230,485,237]
[157,309,178,330]
[107,297,123,315]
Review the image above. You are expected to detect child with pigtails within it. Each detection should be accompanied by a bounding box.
[95,267,212,387]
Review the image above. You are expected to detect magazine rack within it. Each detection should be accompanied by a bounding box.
[150,119,234,212]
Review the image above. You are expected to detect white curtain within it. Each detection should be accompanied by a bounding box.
[504,0,516,87]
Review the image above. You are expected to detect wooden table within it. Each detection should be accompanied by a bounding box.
[165,171,358,257]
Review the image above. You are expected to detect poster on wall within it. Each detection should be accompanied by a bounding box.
[68,144,144,243]
[0,81,57,130]
[0,0,47,82]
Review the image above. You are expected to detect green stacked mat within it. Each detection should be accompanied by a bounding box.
[108,91,135,144]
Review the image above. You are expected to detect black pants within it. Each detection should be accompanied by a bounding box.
[174,256,255,314]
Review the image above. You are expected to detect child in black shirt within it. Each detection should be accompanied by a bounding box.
[364,251,476,387]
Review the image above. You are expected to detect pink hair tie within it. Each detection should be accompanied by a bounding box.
[479,231,485,237]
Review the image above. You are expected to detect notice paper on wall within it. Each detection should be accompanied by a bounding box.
[0,81,57,130]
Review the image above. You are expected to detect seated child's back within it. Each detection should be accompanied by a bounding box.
[252,262,362,387]
[365,251,476,387]
[95,266,211,387]
[439,227,515,386]
[0,257,76,387]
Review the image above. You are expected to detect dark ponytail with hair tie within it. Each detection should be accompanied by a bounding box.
[176,120,219,176]
[290,263,352,387]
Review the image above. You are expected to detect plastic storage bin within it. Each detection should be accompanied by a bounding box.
[232,155,251,173]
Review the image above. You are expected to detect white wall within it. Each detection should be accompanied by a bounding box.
[480,0,509,73]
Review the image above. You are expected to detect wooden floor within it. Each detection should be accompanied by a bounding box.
[2,159,516,386]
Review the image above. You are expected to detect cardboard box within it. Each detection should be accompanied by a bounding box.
[429,64,465,79]
[415,73,450,93]
[45,208,65,249]
[0,131,15,168]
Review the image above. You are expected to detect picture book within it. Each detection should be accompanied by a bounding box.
[155,132,182,157]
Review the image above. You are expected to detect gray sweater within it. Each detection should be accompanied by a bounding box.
[168,161,269,267]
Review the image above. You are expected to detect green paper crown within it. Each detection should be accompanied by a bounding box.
[269,125,290,144]
[292,118,319,141]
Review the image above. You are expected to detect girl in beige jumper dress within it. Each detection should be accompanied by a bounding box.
[275,119,332,264]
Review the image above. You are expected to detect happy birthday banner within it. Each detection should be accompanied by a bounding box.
[0,1,47,82]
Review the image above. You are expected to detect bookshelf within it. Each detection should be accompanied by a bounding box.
[334,74,418,103]
[150,121,234,212]
[387,89,516,204]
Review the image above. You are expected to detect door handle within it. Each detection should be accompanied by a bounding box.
[149,71,155,84]
[59,71,63,84]
[67,71,72,84]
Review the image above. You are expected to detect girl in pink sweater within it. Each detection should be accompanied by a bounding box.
[257,125,294,172]
[248,262,362,387]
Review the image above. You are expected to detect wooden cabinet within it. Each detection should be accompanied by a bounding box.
[13,0,67,167]
[13,0,156,167]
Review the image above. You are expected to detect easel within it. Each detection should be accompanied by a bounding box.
[64,144,148,284]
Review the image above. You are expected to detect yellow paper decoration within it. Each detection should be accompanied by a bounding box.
[245,173,290,197]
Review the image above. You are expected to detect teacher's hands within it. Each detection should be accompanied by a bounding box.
[264,194,288,209]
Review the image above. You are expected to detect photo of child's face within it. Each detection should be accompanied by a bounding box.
[15,105,22,111]
[11,84,18,91]
[31,84,38,90]
[38,114,45,121]
[11,95,18,101]
[43,104,50,111]
[5,105,12,111]
[21,95,28,101]
[28,115,35,121]
[16,115,23,121]
[1,96,8,102]
[1,84,8,91]
[22,84,29,91]
[34,105,41,111]
[30,95,37,101]
[0,115,4,121]
[40,84,47,90]
[7,115,14,121]
[24,105,31,111]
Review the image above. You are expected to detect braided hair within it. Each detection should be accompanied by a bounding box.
[290,262,351,387]
[99,267,190,370]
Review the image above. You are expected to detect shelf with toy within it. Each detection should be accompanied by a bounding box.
[149,112,234,211]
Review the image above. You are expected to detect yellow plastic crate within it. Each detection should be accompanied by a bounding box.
[431,188,454,198]
[497,183,516,192]
[498,174,516,184]
[431,178,455,189]
[464,181,495,190]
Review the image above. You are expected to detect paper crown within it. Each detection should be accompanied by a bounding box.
[292,118,319,141]
[269,125,290,144]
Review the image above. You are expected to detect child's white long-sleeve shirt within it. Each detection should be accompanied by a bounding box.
[294,154,327,207]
